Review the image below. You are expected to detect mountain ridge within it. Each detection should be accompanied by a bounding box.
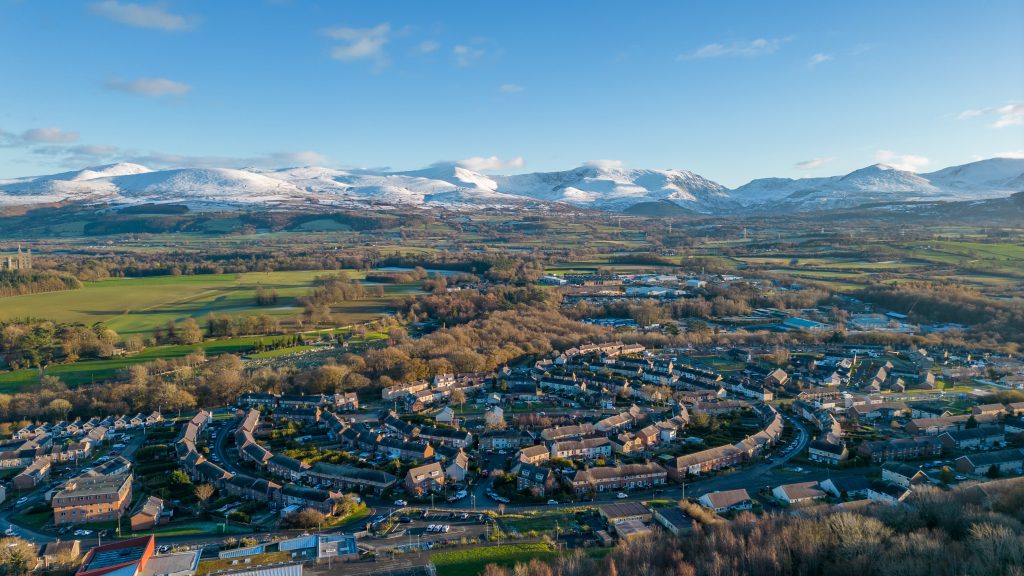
[1,158,1022,214]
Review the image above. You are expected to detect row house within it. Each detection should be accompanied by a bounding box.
[479,429,534,451]
[381,411,420,437]
[240,442,273,466]
[939,426,1006,450]
[849,402,911,421]
[267,454,310,481]
[569,463,667,494]
[858,437,942,463]
[278,394,326,410]
[277,484,340,515]
[517,444,551,466]
[808,437,849,465]
[408,388,450,412]
[907,413,997,435]
[668,444,745,479]
[540,423,596,442]
[224,474,281,501]
[13,456,51,489]
[307,462,398,495]
[377,438,434,462]
[381,380,429,401]
[276,406,321,426]
[238,392,278,408]
[194,460,232,485]
[418,426,473,449]
[955,449,1024,475]
[49,441,93,463]
[550,437,613,460]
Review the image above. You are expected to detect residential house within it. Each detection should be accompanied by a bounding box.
[404,462,446,496]
[699,489,752,513]
[13,456,51,489]
[858,437,942,463]
[517,445,551,466]
[820,476,871,499]
[881,462,929,488]
[569,463,667,494]
[376,438,434,462]
[773,481,826,505]
[550,437,612,460]
[939,426,1006,450]
[445,451,470,482]
[867,481,912,504]
[516,463,558,496]
[955,449,1024,475]
[267,454,310,481]
[306,463,398,495]
[129,496,164,531]
[808,437,849,465]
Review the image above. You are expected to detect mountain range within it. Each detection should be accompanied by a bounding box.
[1,157,1021,215]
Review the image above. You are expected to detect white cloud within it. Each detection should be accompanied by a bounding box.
[22,127,80,143]
[875,149,930,172]
[499,83,524,93]
[794,157,833,170]
[584,159,625,170]
[268,151,327,166]
[418,40,439,53]
[808,53,832,67]
[453,44,485,67]
[955,102,1024,128]
[678,37,788,60]
[992,150,1024,159]
[324,23,390,64]
[993,103,1024,128]
[106,77,191,96]
[89,0,190,31]
[456,156,525,172]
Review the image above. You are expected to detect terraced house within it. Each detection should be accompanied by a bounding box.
[569,463,667,494]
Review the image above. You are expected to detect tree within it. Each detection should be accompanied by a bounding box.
[194,483,215,511]
[450,388,467,412]
[47,398,72,420]
[285,508,326,529]
[178,318,204,345]
[0,537,36,576]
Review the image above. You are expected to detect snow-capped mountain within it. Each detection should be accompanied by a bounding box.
[493,163,734,210]
[1,157,1021,214]
[730,158,1024,210]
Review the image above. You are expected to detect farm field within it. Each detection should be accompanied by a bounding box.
[0,270,417,336]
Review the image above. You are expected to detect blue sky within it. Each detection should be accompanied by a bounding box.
[1,0,1022,186]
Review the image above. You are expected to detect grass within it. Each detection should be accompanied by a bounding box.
[0,270,414,337]
[124,520,252,538]
[498,512,577,533]
[432,543,556,576]
[0,333,302,390]
[246,345,321,358]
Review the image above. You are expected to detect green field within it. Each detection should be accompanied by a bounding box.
[432,543,556,576]
[0,270,416,337]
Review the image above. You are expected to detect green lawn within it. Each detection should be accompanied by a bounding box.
[124,520,251,538]
[0,270,414,337]
[498,512,578,534]
[432,543,556,576]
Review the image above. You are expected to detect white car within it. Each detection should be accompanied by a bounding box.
[15,497,28,505]
[547,499,559,506]
[394,499,408,506]
[616,492,628,499]
[427,524,437,532]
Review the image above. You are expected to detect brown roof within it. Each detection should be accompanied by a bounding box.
[703,488,751,509]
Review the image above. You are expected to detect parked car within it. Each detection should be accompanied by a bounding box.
[616,492,628,499]
[547,499,559,506]
[394,499,408,506]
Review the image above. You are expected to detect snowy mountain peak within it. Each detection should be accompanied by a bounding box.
[0,158,1021,213]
